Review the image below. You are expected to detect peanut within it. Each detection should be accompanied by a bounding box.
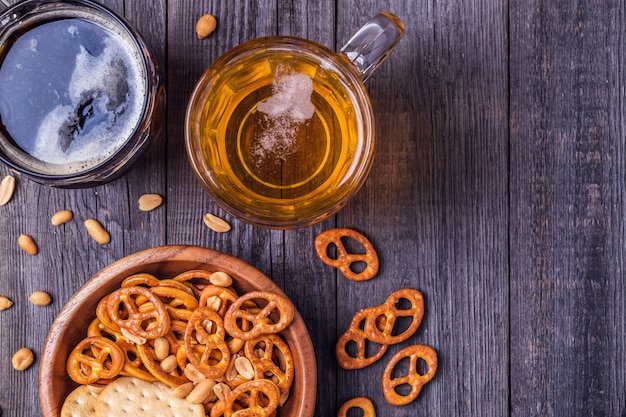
[153,337,170,360]
[234,356,254,380]
[121,327,147,345]
[203,213,231,233]
[160,355,178,374]
[0,175,15,206]
[12,347,34,371]
[184,363,207,384]
[0,296,13,311]
[138,193,163,211]
[205,295,221,312]
[18,234,38,255]
[186,378,216,404]
[196,14,217,39]
[51,209,73,226]
[213,382,231,403]
[226,355,239,381]
[172,382,194,399]
[84,219,110,245]
[29,291,51,306]
[209,271,232,287]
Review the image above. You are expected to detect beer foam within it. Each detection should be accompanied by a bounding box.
[253,68,314,162]
[31,31,145,171]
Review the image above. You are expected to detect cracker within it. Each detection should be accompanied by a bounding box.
[95,377,205,417]
[61,385,99,417]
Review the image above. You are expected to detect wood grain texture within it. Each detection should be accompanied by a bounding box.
[1,0,625,416]
[510,0,626,415]
[336,1,509,416]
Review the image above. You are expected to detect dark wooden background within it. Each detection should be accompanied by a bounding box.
[1,0,625,416]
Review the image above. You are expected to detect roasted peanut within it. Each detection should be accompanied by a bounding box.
[196,14,217,39]
[160,355,178,374]
[153,337,170,360]
[51,210,73,226]
[234,356,254,380]
[186,378,216,404]
[0,296,13,311]
[184,363,207,384]
[203,213,231,233]
[0,175,15,206]
[84,219,110,245]
[12,347,34,371]
[209,271,232,287]
[138,194,163,211]
[18,234,38,256]
[213,382,231,403]
[172,382,194,399]
[29,291,51,306]
[121,327,147,345]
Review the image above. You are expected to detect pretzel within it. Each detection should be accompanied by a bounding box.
[116,340,157,382]
[244,334,294,394]
[66,336,125,384]
[337,397,376,417]
[107,286,171,339]
[96,294,121,332]
[335,309,388,369]
[382,344,438,406]
[150,285,199,320]
[224,291,294,340]
[65,269,296,414]
[364,288,424,345]
[314,228,379,281]
[173,269,214,292]
[121,272,161,288]
[224,379,280,417]
[185,306,231,379]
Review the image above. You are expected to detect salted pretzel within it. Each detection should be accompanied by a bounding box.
[66,269,296,414]
[66,336,125,384]
[314,228,379,281]
[335,309,388,369]
[116,340,157,382]
[107,286,171,339]
[382,344,438,406]
[150,285,199,320]
[364,288,424,345]
[121,272,161,288]
[224,291,294,340]
[96,294,121,332]
[337,397,376,417]
[224,379,280,417]
[244,334,294,393]
[185,306,231,379]
[173,269,214,294]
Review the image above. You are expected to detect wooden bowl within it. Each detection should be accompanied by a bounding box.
[39,245,316,417]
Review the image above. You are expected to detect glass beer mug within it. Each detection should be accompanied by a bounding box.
[0,0,165,187]
[186,12,404,229]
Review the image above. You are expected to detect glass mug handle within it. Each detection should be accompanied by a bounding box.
[339,11,405,82]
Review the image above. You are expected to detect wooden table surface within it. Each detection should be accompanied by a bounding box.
[1,0,625,416]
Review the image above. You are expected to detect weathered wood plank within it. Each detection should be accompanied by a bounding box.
[335,1,509,416]
[510,0,626,415]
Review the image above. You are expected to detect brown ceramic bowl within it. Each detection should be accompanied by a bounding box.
[39,245,316,417]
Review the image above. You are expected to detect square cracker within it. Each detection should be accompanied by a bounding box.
[95,377,205,417]
[61,385,99,417]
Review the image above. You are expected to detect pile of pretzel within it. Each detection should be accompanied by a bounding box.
[315,228,438,412]
[66,269,295,417]
[335,288,437,406]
